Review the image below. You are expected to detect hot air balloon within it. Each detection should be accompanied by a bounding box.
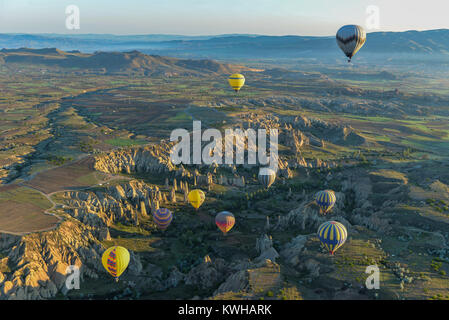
[188,189,205,210]
[315,190,337,215]
[336,25,366,62]
[215,211,235,235]
[317,221,347,255]
[152,208,173,230]
[258,167,276,189]
[102,246,130,282]
[228,74,245,92]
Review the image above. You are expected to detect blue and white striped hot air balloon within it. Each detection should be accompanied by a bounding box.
[336,25,366,62]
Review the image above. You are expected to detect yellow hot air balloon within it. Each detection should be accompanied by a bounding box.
[228,74,245,92]
[102,246,130,282]
[188,189,205,210]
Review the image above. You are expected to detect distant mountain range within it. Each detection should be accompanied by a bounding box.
[0,48,255,75]
[1,29,449,66]
[0,33,259,53]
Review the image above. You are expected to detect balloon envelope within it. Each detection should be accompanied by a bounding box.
[228,74,245,92]
[258,168,276,189]
[215,211,235,234]
[153,208,173,230]
[315,190,337,214]
[102,246,130,281]
[317,221,347,255]
[336,25,366,61]
[188,189,206,209]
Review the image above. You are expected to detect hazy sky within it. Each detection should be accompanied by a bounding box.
[0,0,448,36]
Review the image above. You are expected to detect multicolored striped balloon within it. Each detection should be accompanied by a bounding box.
[315,190,337,214]
[101,246,130,281]
[153,208,173,230]
[317,221,347,255]
[215,211,235,235]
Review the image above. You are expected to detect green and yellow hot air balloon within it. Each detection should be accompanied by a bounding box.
[188,189,206,210]
[102,246,130,282]
[228,74,245,92]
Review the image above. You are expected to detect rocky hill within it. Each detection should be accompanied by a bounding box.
[62,180,166,230]
[0,220,105,299]
[94,143,176,175]
[1,157,448,299]
[93,113,362,180]
[0,48,254,75]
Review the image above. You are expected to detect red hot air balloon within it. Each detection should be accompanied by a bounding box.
[215,211,235,235]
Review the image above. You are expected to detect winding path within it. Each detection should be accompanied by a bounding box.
[0,171,130,236]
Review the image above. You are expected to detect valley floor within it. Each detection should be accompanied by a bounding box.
[0,59,449,300]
